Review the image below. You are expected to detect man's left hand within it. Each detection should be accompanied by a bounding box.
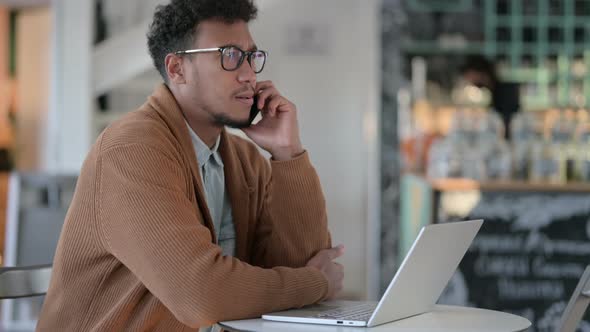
[241,81,304,161]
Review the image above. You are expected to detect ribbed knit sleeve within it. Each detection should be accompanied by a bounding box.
[251,151,332,269]
[97,143,328,328]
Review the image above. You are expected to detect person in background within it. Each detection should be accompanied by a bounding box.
[460,55,520,138]
[37,0,344,331]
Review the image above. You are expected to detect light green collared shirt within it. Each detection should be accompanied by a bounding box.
[185,122,236,257]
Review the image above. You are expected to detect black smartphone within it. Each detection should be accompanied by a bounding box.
[248,95,260,126]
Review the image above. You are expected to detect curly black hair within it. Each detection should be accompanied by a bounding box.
[147,0,258,82]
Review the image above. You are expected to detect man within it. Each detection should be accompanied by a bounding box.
[459,55,520,138]
[37,0,344,330]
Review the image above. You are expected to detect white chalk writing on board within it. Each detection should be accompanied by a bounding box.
[469,195,590,230]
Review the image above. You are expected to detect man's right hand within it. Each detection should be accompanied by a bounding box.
[306,245,345,300]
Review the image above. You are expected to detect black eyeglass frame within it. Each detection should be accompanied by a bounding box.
[175,45,268,74]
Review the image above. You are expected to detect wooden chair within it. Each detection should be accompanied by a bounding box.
[0,264,51,299]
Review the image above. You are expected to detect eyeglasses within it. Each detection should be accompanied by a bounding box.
[175,45,268,74]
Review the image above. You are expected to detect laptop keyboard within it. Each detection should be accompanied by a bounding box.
[314,303,377,321]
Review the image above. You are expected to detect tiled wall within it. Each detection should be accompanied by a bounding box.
[380,0,404,294]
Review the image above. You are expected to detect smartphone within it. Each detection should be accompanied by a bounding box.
[248,95,260,125]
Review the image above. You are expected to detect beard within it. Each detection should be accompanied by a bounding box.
[211,112,252,129]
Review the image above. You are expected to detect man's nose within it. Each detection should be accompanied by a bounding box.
[236,59,257,84]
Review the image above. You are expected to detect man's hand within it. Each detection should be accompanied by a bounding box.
[241,81,304,161]
[306,245,345,300]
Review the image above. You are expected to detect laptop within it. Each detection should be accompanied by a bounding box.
[261,219,483,327]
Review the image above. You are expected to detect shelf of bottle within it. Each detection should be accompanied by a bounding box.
[427,177,590,192]
[401,40,590,56]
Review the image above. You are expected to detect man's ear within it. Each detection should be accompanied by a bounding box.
[165,54,186,84]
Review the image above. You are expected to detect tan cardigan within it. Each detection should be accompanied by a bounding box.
[36,85,331,331]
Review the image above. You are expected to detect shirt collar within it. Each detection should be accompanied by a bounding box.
[185,121,223,168]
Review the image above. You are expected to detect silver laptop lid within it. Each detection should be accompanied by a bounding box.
[368,219,483,327]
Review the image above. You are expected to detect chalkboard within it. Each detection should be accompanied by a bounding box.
[438,192,590,332]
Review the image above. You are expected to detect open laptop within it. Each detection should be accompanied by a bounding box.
[262,219,483,327]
